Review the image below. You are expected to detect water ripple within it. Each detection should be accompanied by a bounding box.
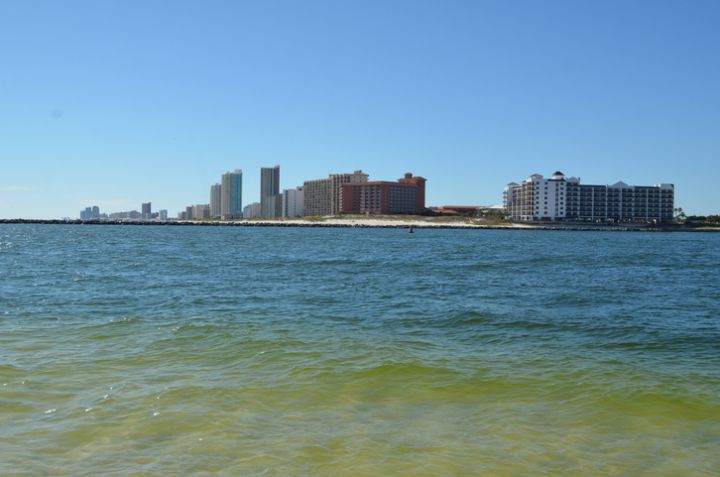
[0,225,719,475]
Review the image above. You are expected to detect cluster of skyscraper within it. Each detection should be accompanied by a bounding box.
[187,166,427,220]
[81,168,675,224]
[504,171,675,223]
[80,206,101,220]
[79,203,168,221]
[179,169,244,220]
[193,167,281,220]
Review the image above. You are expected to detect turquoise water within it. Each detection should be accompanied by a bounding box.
[1,225,719,476]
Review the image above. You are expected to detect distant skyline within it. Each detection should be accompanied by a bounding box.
[1,0,720,218]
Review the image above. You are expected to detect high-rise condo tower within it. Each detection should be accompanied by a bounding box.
[260,165,281,219]
[220,170,243,219]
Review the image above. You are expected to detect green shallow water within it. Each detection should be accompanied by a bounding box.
[1,225,719,476]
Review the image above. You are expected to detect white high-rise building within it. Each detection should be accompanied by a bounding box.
[221,170,243,219]
[192,204,211,219]
[282,187,304,217]
[243,202,261,219]
[504,171,675,223]
[210,183,222,218]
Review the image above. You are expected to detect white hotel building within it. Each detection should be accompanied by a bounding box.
[504,171,674,223]
[243,202,261,219]
[282,186,304,217]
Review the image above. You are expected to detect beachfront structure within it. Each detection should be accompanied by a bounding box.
[432,205,500,216]
[341,173,427,215]
[192,204,210,220]
[304,170,368,216]
[210,183,222,218]
[109,210,142,219]
[303,178,331,216]
[221,170,243,219]
[260,166,281,218]
[141,202,152,220]
[504,171,675,223]
[282,186,304,217]
[158,209,168,220]
[243,202,261,219]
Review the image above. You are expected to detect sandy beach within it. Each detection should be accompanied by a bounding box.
[5,216,717,231]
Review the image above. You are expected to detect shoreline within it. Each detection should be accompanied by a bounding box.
[1,218,718,232]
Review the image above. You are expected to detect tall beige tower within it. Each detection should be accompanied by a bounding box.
[304,170,368,216]
[210,183,222,218]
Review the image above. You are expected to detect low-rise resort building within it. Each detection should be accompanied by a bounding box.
[504,171,674,223]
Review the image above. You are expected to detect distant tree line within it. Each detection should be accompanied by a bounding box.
[477,209,507,221]
[686,215,720,225]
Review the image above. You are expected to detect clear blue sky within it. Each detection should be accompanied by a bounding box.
[1,0,719,218]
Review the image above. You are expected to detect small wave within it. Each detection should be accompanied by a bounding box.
[316,258,358,266]
[463,263,496,271]
[436,310,494,327]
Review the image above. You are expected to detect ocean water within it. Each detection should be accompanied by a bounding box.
[0,224,718,476]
